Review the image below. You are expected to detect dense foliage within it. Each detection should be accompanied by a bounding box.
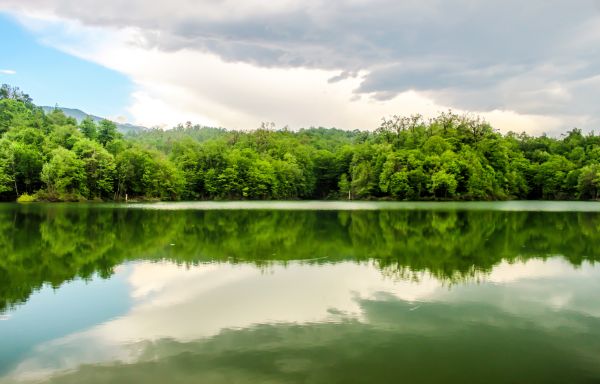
[2,84,600,201]
[2,205,600,312]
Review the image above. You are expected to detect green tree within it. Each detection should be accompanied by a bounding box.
[577,164,600,199]
[97,119,120,146]
[80,117,98,140]
[41,147,86,198]
[423,135,451,155]
[73,138,116,199]
[0,98,38,134]
[533,155,574,199]
[338,173,352,200]
[430,170,458,198]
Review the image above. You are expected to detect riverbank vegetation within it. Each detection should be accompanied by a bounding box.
[1,84,600,201]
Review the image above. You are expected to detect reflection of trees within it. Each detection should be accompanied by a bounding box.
[1,205,600,312]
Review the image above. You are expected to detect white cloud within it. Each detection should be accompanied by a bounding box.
[128,90,218,128]
[1,2,595,133]
[0,69,16,75]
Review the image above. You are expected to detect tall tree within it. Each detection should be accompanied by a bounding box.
[80,117,98,140]
[97,119,120,146]
[41,147,86,198]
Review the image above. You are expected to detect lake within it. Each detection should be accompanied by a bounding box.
[1,201,600,383]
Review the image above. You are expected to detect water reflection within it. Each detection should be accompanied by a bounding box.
[1,203,600,313]
[1,203,600,383]
[2,259,600,383]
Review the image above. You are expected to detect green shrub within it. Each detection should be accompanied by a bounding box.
[16,193,36,203]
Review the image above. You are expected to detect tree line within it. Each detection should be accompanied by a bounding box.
[1,84,600,201]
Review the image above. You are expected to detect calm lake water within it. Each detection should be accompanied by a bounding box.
[1,201,600,383]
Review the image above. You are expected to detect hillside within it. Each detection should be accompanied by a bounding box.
[41,106,147,135]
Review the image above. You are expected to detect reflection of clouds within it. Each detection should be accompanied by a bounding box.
[547,293,573,309]
[488,259,600,316]
[445,258,600,320]
[3,258,600,383]
[2,334,128,383]
[128,262,229,303]
[114,261,441,343]
[2,261,442,382]
[485,258,582,283]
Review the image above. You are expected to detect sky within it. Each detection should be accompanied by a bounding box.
[0,14,131,119]
[0,1,599,133]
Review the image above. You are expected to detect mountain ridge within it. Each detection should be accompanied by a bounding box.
[41,106,148,134]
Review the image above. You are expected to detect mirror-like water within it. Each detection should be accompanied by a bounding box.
[1,202,600,383]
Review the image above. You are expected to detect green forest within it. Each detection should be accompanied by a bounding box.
[1,84,600,201]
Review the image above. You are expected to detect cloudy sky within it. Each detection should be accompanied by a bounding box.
[1,1,600,133]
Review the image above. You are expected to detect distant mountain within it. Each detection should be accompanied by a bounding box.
[41,106,148,135]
